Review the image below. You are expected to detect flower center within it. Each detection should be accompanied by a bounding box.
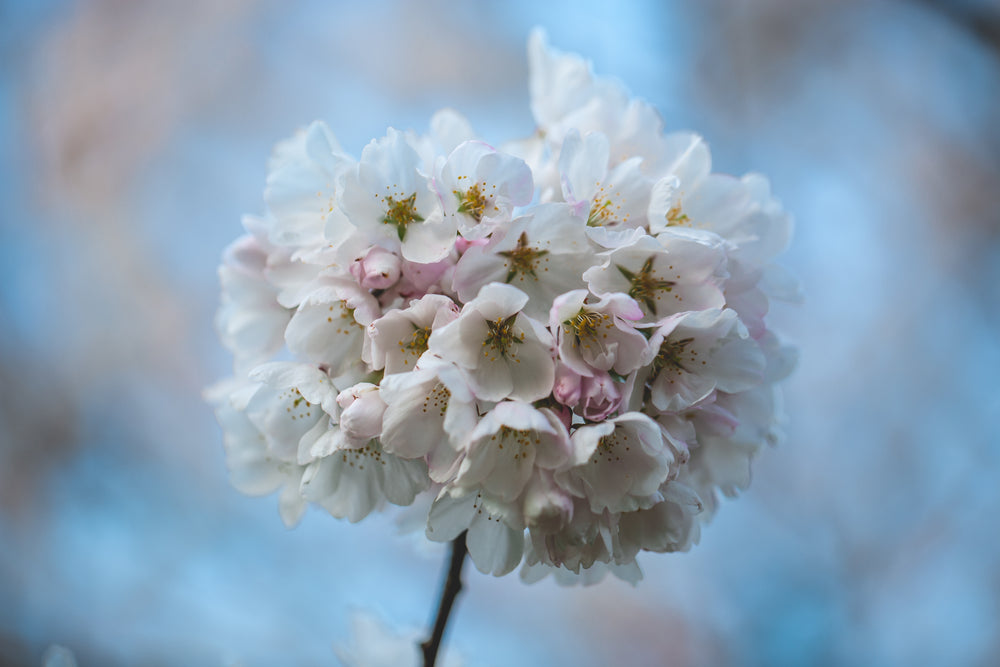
[483,313,524,360]
[650,336,696,378]
[495,425,540,461]
[564,309,611,347]
[454,180,496,221]
[616,257,675,315]
[339,441,386,470]
[327,301,363,334]
[381,192,424,240]
[283,388,314,421]
[587,184,626,227]
[421,382,450,417]
[497,232,549,283]
[593,430,631,463]
[398,326,431,366]
[665,202,689,226]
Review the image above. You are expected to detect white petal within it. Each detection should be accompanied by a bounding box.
[467,510,525,576]
[430,108,477,154]
[426,490,477,542]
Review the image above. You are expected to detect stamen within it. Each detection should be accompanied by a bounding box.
[454,181,495,221]
[616,257,675,315]
[650,336,696,379]
[497,232,549,283]
[381,192,424,240]
[482,314,524,359]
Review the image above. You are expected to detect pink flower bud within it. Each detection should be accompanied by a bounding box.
[336,383,386,442]
[552,362,582,407]
[400,255,453,294]
[578,371,622,421]
[351,247,401,290]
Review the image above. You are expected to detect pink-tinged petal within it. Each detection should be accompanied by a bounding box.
[350,246,401,290]
[643,308,765,412]
[285,283,376,370]
[553,362,583,407]
[578,372,623,421]
[442,140,494,186]
[336,384,386,442]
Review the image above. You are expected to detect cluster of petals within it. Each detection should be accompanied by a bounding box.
[208,30,798,584]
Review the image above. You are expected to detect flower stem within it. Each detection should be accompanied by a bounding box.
[421,531,468,667]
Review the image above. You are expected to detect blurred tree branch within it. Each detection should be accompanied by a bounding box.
[914,0,1000,55]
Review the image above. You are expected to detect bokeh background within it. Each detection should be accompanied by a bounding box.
[2,0,999,665]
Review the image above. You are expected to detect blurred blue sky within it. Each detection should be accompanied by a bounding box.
[1,1,999,665]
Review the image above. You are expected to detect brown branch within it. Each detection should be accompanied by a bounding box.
[420,531,469,667]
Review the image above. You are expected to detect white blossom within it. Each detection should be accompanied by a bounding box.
[300,438,429,523]
[209,29,797,584]
[550,288,648,377]
[216,224,292,374]
[558,129,650,229]
[451,401,570,503]
[640,308,766,413]
[263,120,353,248]
[437,140,533,239]
[557,412,674,514]
[379,357,479,482]
[366,294,460,374]
[583,232,727,323]
[452,203,594,320]
[428,283,555,402]
[339,128,453,263]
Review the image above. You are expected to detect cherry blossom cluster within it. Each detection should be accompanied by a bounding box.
[208,31,798,584]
